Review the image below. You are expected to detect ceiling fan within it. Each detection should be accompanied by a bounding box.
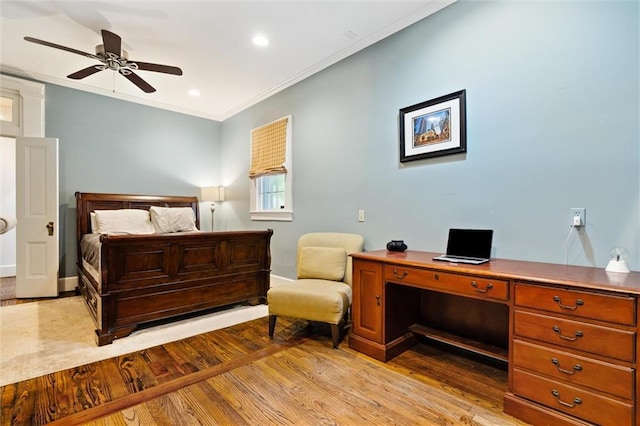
[24,29,183,93]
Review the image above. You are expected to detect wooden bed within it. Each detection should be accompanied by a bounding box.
[75,192,273,346]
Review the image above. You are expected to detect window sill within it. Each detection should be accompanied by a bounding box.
[250,210,293,222]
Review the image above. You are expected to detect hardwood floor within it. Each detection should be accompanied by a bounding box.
[0,277,75,306]
[1,309,529,426]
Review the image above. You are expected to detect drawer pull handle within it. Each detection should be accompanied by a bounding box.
[392,269,408,280]
[551,358,583,375]
[471,281,493,293]
[553,295,584,310]
[552,326,583,341]
[551,390,582,408]
[376,295,381,306]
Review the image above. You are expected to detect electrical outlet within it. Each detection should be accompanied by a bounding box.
[570,208,586,227]
[358,210,365,222]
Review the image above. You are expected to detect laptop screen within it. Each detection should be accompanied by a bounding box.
[446,229,493,259]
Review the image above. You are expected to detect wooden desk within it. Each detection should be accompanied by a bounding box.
[349,250,640,426]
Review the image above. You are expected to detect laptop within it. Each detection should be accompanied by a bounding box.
[433,229,493,265]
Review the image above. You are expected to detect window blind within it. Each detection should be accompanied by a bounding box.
[249,116,288,178]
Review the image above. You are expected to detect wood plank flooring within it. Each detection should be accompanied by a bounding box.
[0,277,75,306]
[1,309,529,426]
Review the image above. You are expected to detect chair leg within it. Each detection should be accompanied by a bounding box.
[269,315,277,338]
[331,324,340,349]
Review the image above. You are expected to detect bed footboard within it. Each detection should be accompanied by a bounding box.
[79,229,272,346]
[75,190,272,346]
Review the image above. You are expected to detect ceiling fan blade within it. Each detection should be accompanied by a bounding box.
[130,61,183,76]
[122,71,156,93]
[101,30,122,56]
[67,66,103,80]
[24,36,100,60]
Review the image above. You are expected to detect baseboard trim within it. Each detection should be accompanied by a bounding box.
[270,274,293,288]
[59,276,78,293]
[0,265,16,278]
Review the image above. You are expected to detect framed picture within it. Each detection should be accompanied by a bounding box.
[399,89,466,163]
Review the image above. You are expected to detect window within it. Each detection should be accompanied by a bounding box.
[249,116,292,221]
[0,96,14,122]
[256,174,285,210]
[0,91,21,137]
[1,75,44,138]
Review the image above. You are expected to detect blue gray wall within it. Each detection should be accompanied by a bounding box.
[221,1,640,278]
[10,1,637,280]
[43,85,221,276]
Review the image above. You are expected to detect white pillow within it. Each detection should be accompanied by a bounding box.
[94,209,156,235]
[90,212,98,233]
[149,206,198,233]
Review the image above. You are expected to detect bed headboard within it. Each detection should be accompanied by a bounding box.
[75,192,200,240]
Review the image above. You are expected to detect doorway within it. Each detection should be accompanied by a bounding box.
[0,136,16,300]
[0,136,16,278]
[1,75,49,298]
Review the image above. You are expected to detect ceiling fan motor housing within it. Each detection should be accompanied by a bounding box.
[95,44,132,71]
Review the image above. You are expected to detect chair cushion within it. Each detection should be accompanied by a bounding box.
[297,246,347,281]
[297,233,364,285]
[267,279,352,324]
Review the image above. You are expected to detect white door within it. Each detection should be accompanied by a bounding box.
[15,137,59,297]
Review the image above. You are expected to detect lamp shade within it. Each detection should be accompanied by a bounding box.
[201,186,225,202]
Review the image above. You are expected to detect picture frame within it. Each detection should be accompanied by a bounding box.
[399,89,466,163]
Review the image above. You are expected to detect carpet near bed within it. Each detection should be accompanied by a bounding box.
[0,296,267,386]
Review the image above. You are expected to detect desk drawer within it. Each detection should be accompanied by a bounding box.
[515,282,635,326]
[512,368,633,425]
[512,339,634,400]
[384,266,508,301]
[514,311,635,363]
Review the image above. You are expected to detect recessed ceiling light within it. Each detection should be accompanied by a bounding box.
[188,89,201,97]
[252,34,269,47]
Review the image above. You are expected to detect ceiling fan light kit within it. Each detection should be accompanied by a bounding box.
[24,29,182,94]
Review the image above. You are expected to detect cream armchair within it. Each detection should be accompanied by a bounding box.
[268,232,364,348]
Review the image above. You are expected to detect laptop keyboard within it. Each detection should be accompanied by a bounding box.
[433,255,489,264]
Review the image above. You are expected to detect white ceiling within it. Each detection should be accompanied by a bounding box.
[1,1,454,121]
